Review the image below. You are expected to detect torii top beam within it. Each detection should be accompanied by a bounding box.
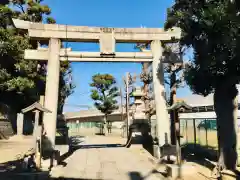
[12,19,181,43]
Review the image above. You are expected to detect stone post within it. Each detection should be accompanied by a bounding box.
[39,95,45,106]
[43,38,60,149]
[33,111,39,140]
[17,113,24,136]
[151,40,170,155]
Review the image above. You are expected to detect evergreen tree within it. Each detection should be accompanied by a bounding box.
[165,0,240,170]
[90,74,119,135]
[135,44,153,120]
[0,0,74,131]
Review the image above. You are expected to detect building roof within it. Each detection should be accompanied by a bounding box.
[179,110,240,119]
[167,101,192,111]
[64,108,126,120]
[181,85,240,106]
[181,93,214,106]
[21,102,51,113]
[64,86,240,121]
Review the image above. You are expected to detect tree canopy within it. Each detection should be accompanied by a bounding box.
[58,61,75,114]
[90,74,119,116]
[165,0,240,96]
[0,0,74,115]
[165,0,240,171]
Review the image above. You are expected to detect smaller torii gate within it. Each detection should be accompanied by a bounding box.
[12,18,182,158]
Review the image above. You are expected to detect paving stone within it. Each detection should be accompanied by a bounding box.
[82,171,101,179]
[102,172,122,180]
[50,136,166,180]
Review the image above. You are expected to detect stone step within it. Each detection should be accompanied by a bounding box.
[2,171,49,180]
[166,163,197,179]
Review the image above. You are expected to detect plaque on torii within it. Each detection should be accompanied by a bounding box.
[100,27,116,56]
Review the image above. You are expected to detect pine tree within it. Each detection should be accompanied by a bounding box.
[90,74,119,135]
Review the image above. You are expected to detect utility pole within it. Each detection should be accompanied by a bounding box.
[120,87,123,122]
[125,72,130,137]
[123,72,136,138]
[119,87,124,137]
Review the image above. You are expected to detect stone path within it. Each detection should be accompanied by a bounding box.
[0,135,216,179]
[50,136,166,180]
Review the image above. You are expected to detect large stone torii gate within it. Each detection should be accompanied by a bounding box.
[13,19,181,155]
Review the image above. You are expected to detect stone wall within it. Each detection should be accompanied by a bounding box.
[0,119,14,139]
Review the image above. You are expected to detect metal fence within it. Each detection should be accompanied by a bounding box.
[66,118,238,150]
[180,118,218,149]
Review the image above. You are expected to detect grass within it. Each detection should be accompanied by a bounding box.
[180,128,218,149]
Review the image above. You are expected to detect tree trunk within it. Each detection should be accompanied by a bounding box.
[58,103,64,114]
[214,83,238,170]
[170,99,177,145]
[170,72,177,145]
[142,62,151,124]
[103,115,108,136]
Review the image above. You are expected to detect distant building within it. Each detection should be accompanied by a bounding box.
[64,85,240,133]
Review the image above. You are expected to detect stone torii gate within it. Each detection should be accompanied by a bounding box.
[12,19,181,156]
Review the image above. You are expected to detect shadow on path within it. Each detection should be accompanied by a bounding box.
[181,143,218,171]
[0,152,37,174]
[75,144,124,149]
[129,172,144,180]
[52,172,164,180]
[51,178,103,180]
[3,172,163,180]
[128,171,166,180]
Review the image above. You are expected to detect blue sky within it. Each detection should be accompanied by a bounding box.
[44,0,192,112]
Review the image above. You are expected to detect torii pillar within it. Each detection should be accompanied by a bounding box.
[151,40,170,153]
[43,38,61,149]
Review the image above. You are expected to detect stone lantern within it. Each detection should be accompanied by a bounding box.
[125,87,150,146]
[131,87,147,124]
